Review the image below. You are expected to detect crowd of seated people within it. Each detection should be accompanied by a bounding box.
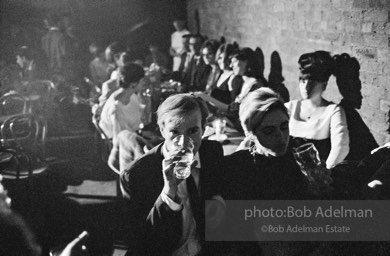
[2,12,390,256]
[119,90,390,255]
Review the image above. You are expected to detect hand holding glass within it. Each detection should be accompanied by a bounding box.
[171,135,194,179]
[293,143,333,194]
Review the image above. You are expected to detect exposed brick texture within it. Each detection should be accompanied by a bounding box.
[187,0,390,144]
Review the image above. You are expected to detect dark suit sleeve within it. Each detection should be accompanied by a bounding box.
[120,155,183,254]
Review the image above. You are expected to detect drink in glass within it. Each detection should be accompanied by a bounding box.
[172,135,194,179]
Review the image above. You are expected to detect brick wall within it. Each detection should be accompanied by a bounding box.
[187,0,390,144]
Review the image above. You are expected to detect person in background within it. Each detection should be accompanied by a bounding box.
[196,47,263,130]
[104,42,126,80]
[120,93,224,255]
[41,12,69,76]
[98,50,132,108]
[15,46,42,85]
[200,39,220,94]
[170,18,190,72]
[180,34,209,92]
[207,42,240,105]
[99,63,146,143]
[285,51,349,169]
[88,42,110,89]
[144,42,169,70]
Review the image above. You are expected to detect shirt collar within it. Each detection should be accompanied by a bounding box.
[162,142,201,168]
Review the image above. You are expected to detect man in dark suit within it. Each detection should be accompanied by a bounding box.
[120,94,224,255]
[178,35,211,93]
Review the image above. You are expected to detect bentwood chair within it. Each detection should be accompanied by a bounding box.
[25,80,55,116]
[0,93,28,117]
[0,113,47,179]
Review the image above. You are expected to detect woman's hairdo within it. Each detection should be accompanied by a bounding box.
[216,43,240,69]
[298,51,334,82]
[118,63,144,88]
[200,39,220,55]
[239,88,287,134]
[231,47,259,78]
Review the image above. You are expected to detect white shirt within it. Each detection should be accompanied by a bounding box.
[171,29,190,71]
[99,93,144,140]
[285,99,350,168]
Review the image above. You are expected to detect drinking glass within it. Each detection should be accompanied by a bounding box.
[171,135,194,179]
[213,118,226,141]
[292,143,321,173]
[293,143,333,194]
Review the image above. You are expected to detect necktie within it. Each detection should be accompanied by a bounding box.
[186,169,204,241]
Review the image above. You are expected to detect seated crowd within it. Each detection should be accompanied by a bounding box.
[1,15,390,256]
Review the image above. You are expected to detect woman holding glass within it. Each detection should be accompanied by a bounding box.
[221,88,380,255]
[285,51,349,169]
[223,88,308,200]
[221,88,318,255]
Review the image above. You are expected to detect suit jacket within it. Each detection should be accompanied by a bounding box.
[41,29,68,73]
[180,54,211,92]
[120,139,224,255]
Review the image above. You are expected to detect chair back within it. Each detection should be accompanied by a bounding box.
[27,80,54,96]
[26,80,55,115]
[0,93,27,116]
[1,114,39,149]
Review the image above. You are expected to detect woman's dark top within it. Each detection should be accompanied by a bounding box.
[220,149,390,255]
[223,150,309,200]
[221,150,318,255]
[210,74,232,105]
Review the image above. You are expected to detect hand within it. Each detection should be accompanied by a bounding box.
[59,231,89,256]
[162,150,186,199]
[162,152,197,200]
[193,91,208,100]
[371,142,390,154]
[305,165,334,196]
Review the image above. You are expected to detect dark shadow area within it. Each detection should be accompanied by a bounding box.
[333,53,379,161]
[253,47,268,87]
[268,51,290,102]
[2,131,127,255]
[194,9,201,34]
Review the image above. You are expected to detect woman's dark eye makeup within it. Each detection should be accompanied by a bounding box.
[281,121,289,130]
[261,126,275,135]
[260,121,289,135]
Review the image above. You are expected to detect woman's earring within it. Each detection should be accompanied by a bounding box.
[248,134,257,163]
